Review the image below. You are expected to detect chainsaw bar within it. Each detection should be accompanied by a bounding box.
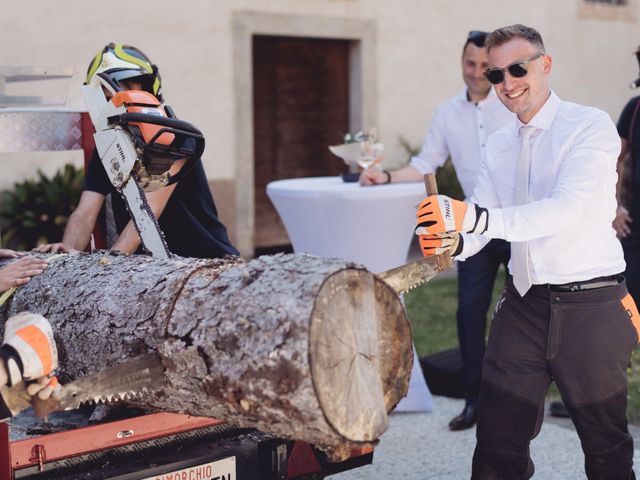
[32,353,166,419]
[92,127,172,259]
[121,169,172,258]
[377,252,453,294]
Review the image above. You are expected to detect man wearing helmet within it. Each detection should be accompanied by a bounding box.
[37,44,238,259]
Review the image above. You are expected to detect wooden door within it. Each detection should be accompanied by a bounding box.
[253,35,350,250]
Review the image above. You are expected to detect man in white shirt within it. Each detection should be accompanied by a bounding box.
[415,24,638,479]
[361,31,513,431]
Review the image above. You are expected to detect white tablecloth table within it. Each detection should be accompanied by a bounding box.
[266,176,426,273]
[267,176,434,412]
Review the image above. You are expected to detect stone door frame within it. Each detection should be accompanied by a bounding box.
[233,11,377,257]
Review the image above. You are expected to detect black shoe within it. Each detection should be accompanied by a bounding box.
[449,403,477,431]
[549,400,570,418]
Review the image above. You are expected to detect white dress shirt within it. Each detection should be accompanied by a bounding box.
[459,91,625,284]
[410,88,514,199]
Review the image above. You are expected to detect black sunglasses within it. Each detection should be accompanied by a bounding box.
[466,30,489,48]
[483,52,544,85]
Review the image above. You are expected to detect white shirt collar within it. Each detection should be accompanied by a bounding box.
[457,87,499,105]
[516,90,560,131]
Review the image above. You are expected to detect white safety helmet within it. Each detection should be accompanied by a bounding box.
[86,43,163,101]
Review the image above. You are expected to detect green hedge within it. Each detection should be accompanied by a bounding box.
[0,164,84,250]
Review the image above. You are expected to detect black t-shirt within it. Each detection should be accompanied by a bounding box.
[84,151,239,259]
[617,96,640,194]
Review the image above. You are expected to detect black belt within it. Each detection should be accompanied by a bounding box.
[546,274,622,292]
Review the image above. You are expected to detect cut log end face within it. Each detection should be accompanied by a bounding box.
[374,276,413,411]
[309,269,412,442]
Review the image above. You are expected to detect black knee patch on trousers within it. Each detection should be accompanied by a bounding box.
[472,382,538,480]
[567,389,634,480]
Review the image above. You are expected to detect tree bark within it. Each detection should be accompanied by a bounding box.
[0,252,412,460]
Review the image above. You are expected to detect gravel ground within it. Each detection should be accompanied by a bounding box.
[331,395,640,480]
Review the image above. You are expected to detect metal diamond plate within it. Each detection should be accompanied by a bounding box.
[0,112,83,152]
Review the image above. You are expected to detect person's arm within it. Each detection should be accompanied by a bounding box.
[486,115,620,241]
[360,163,423,185]
[0,313,59,421]
[0,359,58,422]
[613,138,633,238]
[416,113,621,243]
[361,107,450,186]
[0,257,48,292]
[62,191,105,249]
[454,143,501,260]
[111,183,179,253]
[33,191,106,253]
[111,159,186,254]
[417,159,497,261]
[0,249,23,259]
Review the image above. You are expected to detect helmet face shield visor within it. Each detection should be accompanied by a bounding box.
[100,69,157,95]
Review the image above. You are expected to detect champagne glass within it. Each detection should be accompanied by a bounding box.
[357,140,383,170]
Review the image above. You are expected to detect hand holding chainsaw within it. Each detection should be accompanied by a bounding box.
[415,177,464,258]
[0,312,164,420]
[415,195,489,236]
[0,313,59,419]
[0,352,164,421]
[376,174,455,293]
[418,234,461,257]
[0,312,58,386]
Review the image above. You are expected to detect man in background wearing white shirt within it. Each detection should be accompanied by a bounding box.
[362,31,513,431]
[415,24,638,479]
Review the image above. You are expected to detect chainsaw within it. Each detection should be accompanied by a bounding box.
[82,75,205,258]
[377,173,454,294]
[378,251,452,294]
[0,353,165,420]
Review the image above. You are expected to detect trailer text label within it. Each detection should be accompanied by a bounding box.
[142,456,236,480]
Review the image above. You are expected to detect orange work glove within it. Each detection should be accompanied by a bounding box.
[415,195,488,236]
[0,312,58,387]
[419,234,461,257]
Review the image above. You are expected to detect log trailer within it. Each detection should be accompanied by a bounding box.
[2,411,373,479]
[0,69,374,479]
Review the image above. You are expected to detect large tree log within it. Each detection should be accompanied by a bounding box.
[0,252,412,460]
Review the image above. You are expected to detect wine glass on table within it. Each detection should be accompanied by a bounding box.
[357,140,384,172]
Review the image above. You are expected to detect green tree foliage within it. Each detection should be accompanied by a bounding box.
[398,136,464,199]
[0,164,84,250]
